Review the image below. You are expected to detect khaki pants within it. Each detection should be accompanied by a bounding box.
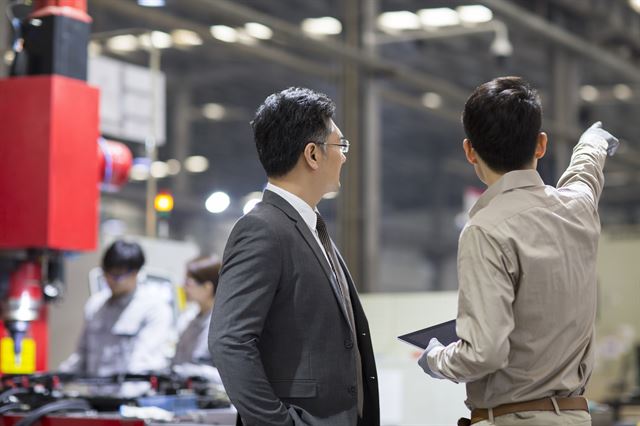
[474,410,591,425]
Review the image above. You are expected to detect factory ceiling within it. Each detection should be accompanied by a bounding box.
[55,0,640,274]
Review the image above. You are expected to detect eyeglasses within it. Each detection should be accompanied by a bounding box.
[314,137,350,154]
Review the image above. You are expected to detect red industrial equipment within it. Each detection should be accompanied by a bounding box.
[0,0,131,376]
[99,139,134,190]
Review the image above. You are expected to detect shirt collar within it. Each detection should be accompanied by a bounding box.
[265,182,318,230]
[469,169,545,218]
[108,287,137,307]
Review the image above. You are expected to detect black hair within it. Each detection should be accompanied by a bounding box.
[462,76,542,173]
[187,255,221,296]
[101,240,145,272]
[251,87,336,177]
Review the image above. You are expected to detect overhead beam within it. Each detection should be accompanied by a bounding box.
[184,0,470,104]
[481,0,640,82]
[91,0,336,79]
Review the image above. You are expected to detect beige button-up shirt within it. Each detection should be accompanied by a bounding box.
[428,136,608,409]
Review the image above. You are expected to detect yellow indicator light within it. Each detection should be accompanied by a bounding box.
[154,193,174,212]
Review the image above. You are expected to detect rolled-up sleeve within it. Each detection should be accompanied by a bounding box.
[428,225,517,382]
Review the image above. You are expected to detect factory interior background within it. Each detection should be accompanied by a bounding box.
[1,0,640,425]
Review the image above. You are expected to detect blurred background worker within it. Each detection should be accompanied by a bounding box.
[60,240,174,376]
[172,255,221,367]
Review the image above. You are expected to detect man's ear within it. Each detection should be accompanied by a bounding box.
[303,142,320,170]
[463,139,478,165]
[535,132,548,159]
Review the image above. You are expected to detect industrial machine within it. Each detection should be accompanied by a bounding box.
[0,0,131,376]
[0,2,235,424]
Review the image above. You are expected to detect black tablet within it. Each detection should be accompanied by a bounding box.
[397,319,458,349]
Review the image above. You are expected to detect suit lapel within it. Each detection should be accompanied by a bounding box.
[262,191,352,325]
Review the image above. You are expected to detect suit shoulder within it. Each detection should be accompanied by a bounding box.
[232,201,290,233]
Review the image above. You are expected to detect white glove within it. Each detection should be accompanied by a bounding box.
[417,338,445,379]
[580,121,620,156]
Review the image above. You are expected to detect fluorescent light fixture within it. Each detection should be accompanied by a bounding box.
[166,159,181,175]
[202,103,226,120]
[236,30,258,46]
[151,31,172,49]
[377,11,420,32]
[456,5,493,24]
[184,155,209,173]
[106,34,138,52]
[206,191,231,214]
[630,0,640,13]
[418,8,460,27]
[301,17,343,36]
[171,29,203,47]
[210,25,238,43]
[150,161,169,178]
[421,92,442,109]
[580,85,599,102]
[613,84,633,100]
[138,0,165,6]
[245,22,273,40]
[139,31,172,49]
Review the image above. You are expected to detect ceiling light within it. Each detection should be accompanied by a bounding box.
[206,191,231,214]
[580,85,599,102]
[245,22,273,40]
[377,11,420,32]
[130,162,149,181]
[202,103,226,120]
[613,84,633,101]
[421,92,442,109]
[166,159,181,175]
[630,0,640,14]
[106,34,138,52]
[242,192,263,214]
[418,8,460,28]
[456,5,493,24]
[210,25,238,43]
[243,196,262,214]
[184,155,209,173]
[150,161,169,178]
[138,0,165,6]
[171,29,203,47]
[139,31,172,49]
[301,17,343,36]
[237,30,258,46]
[490,30,513,57]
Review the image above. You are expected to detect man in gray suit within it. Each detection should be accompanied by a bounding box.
[209,87,379,426]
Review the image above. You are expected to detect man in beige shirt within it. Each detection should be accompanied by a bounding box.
[418,76,619,425]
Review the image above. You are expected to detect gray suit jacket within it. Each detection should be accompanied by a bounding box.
[209,190,379,426]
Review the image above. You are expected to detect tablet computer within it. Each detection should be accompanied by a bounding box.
[397,319,458,349]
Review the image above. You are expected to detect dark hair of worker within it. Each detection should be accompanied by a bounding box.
[251,87,336,178]
[187,256,221,296]
[101,240,145,273]
[462,76,542,173]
